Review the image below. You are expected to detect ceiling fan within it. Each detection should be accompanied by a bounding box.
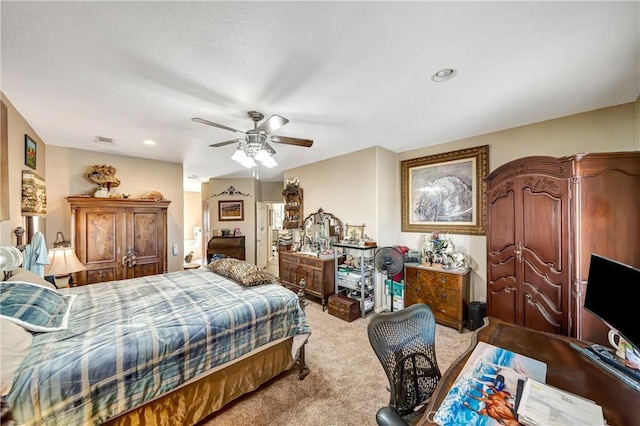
[192,111,313,150]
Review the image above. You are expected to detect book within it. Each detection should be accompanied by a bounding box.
[516,378,604,426]
[433,342,547,425]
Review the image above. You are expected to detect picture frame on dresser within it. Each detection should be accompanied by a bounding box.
[218,200,244,221]
[401,145,489,235]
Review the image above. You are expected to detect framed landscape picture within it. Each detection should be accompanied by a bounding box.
[218,200,244,221]
[25,134,37,169]
[401,145,489,235]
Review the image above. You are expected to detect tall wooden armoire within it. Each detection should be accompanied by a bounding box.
[486,152,640,343]
[486,156,572,335]
[563,152,640,344]
[67,197,171,286]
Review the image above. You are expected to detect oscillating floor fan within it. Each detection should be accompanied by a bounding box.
[374,246,405,312]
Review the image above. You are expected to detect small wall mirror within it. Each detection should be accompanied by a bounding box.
[300,208,343,253]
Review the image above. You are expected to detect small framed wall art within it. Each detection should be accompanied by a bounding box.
[24,134,37,169]
[218,200,244,221]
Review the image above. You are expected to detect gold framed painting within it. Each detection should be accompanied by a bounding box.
[401,145,489,235]
[218,200,244,221]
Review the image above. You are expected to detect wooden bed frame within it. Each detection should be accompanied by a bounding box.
[12,227,310,425]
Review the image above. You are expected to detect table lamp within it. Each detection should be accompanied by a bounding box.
[0,245,23,280]
[45,247,86,288]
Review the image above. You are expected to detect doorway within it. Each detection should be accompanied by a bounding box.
[264,202,283,274]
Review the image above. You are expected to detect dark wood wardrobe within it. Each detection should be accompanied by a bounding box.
[485,152,640,344]
[68,197,171,286]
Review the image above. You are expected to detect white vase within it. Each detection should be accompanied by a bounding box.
[94,187,109,198]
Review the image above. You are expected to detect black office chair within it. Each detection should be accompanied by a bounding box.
[367,303,441,426]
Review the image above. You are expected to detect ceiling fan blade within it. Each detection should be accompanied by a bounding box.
[209,138,244,148]
[192,117,245,134]
[256,114,289,134]
[264,142,277,155]
[270,136,313,147]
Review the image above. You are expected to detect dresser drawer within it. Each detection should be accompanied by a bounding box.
[299,256,322,268]
[404,264,471,332]
[280,252,301,265]
[429,287,462,323]
[406,267,459,290]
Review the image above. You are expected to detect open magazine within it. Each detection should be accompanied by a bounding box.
[433,342,547,426]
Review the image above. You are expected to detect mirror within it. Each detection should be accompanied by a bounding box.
[300,208,343,254]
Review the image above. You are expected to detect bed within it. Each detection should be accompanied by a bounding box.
[0,256,310,425]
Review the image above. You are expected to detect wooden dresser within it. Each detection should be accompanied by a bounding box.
[207,236,246,261]
[67,197,170,286]
[404,263,471,332]
[279,251,336,310]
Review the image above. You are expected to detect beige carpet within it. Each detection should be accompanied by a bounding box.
[202,300,473,426]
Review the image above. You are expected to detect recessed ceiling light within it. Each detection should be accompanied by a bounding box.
[431,68,457,82]
[142,139,156,146]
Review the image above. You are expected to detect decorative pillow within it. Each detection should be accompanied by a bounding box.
[0,281,76,332]
[0,318,33,395]
[234,270,280,286]
[208,258,259,278]
[7,268,57,291]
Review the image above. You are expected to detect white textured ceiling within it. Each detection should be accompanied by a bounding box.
[2,2,639,191]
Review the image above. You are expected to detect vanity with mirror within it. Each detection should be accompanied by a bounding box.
[278,208,344,311]
[298,208,343,256]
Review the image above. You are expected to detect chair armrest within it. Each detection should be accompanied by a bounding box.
[376,407,408,426]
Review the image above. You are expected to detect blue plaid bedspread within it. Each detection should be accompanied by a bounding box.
[7,269,310,425]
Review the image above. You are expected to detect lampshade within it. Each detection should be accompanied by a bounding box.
[261,156,278,168]
[254,148,270,163]
[230,140,278,168]
[231,146,248,163]
[45,247,86,276]
[240,157,257,168]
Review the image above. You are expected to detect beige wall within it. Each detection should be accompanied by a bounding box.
[45,146,184,272]
[184,190,202,259]
[206,178,258,263]
[262,181,285,202]
[0,93,47,245]
[285,147,379,239]
[394,102,638,301]
[287,102,639,306]
[184,191,202,237]
[1,92,185,273]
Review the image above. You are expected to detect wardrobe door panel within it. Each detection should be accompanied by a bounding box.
[487,182,517,253]
[131,210,161,258]
[521,292,562,335]
[521,190,565,267]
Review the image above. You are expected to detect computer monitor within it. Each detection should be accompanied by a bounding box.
[584,253,640,351]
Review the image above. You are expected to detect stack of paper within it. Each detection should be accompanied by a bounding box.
[516,379,605,426]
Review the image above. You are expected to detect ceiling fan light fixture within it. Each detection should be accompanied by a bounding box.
[261,156,277,168]
[231,146,247,163]
[254,148,270,163]
[240,157,257,168]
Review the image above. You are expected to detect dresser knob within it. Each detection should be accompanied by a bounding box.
[440,292,446,299]
[440,309,446,314]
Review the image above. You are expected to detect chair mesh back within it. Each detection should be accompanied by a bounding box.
[367,304,441,415]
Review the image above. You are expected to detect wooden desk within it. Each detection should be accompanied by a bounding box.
[420,318,640,426]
